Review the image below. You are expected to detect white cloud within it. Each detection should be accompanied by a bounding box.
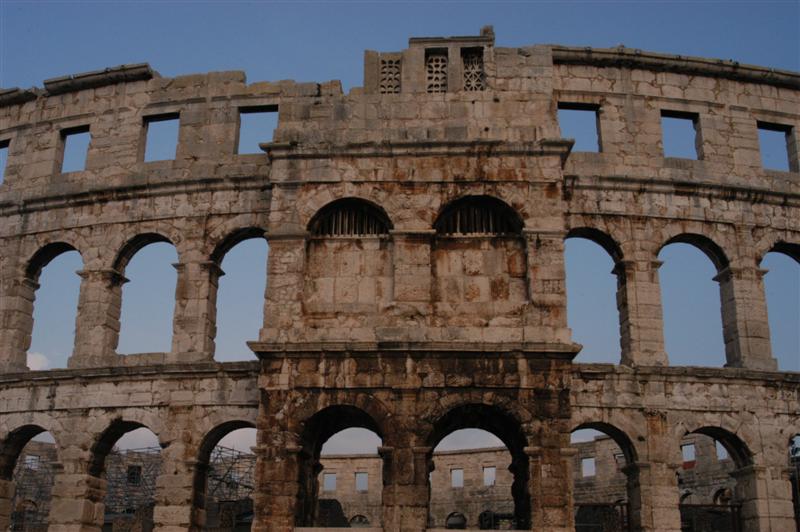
[26,352,49,371]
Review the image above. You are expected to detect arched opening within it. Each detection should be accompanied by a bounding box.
[426,404,529,530]
[195,423,257,531]
[570,424,638,532]
[0,426,58,531]
[658,236,728,367]
[305,199,393,315]
[115,235,178,354]
[677,428,752,532]
[213,230,268,361]
[565,229,623,363]
[26,243,82,370]
[432,197,527,320]
[760,244,800,371]
[790,434,800,530]
[296,406,384,528]
[90,422,161,530]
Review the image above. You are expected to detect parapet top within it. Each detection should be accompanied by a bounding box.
[43,63,157,95]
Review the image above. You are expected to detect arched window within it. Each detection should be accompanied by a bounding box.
[309,199,391,237]
[760,242,800,371]
[445,512,467,529]
[434,196,522,236]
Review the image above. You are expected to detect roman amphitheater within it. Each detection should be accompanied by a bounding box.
[0,26,797,532]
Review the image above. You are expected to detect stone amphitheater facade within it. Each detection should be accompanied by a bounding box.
[0,26,797,532]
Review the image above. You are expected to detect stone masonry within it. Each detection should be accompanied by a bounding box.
[0,26,797,532]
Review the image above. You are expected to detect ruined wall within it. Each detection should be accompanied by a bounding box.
[0,26,796,532]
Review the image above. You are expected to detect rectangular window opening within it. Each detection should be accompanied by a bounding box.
[0,139,9,184]
[462,47,485,91]
[558,103,601,152]
[451,468,464,488]
[238,106,278,155]
[143,114,180,162]
[661,110,700,159]
[126,465,142,486]
[581,457,596,477]
[426,48,448,94]
[60,126,91,173]
[681,443,696,469]
[483,466,496,486]
[322,472,336,492]
[355,471,369,492]
[613,452,626,470]
[23,455,40,470]
[757,121,795,171]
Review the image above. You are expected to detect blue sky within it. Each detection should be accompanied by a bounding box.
[2,1,798,452]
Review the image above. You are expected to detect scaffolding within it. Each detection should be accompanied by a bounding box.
[9,444,255,532]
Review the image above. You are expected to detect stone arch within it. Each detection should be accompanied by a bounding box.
[112,232,174,274]
[192,420,256,525]
[25,242,81,282]
[209,227,267,265]
[308,197,393,237]
[754,236,800,266]
[88,418,160,477]
[434,195,523,235]
[660,233,729,272]
[565,227,624,264]
[571,421,638,464]
[425,402,530,529]
[294,186,403,232]
[687,426,753,470]
[0,424,55,480]
[295,404,386,527]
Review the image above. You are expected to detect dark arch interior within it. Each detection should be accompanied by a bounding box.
[690,427,752,470]
[26,243,79,281]
[427,404,530,530]
[0,425,48,480]
[308,198,392,237]
[210,227,266,264]
[113,233,172,273]
[771,241,800,264]
[566,228,624,264]
[662,233,729,272]
[434,195,523,236]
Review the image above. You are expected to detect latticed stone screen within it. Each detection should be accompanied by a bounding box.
[426,51,448,93]
[462,48,485,91]
[379,59,401,94]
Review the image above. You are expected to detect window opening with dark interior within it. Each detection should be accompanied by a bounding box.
[435,196,522,236]
[309,199,391,237]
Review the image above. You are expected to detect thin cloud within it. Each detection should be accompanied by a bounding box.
[26,352,49,371]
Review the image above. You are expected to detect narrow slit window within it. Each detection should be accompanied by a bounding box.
[143,114,180,162]
[322,472,336,492]
[483,466,496,486]
[451,468,464,488]
[60,126,91,172]
[757,121,795,171]
[581,457,596,477]
[0,139,9,184]
[715,441,729,461]
[558,103,601,152]
[355,471,368,492]
[238,106,278,154]
[661,110,701,159]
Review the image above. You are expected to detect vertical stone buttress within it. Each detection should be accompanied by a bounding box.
[615,258,669,366]
[0,276,37,372]
[171,260,223,361]
[70,269,126,367]
[716,264,777,371]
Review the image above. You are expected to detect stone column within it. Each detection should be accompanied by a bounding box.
[259,233,306,344]
[47,460,105,532]
[716,266,777,371]
[69,269,126,368]
[733,464,796,532]
[381,446,430,532]
[0,479,15,530]
[171,260,223,361]
[624,460,681,532]
[527,444,574,532]
[391,230,434,306]
[251,441,302,532]
[524,230,571,344]
[152,442,198,532]
[0,277,37,372]
[615,259,669,367]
